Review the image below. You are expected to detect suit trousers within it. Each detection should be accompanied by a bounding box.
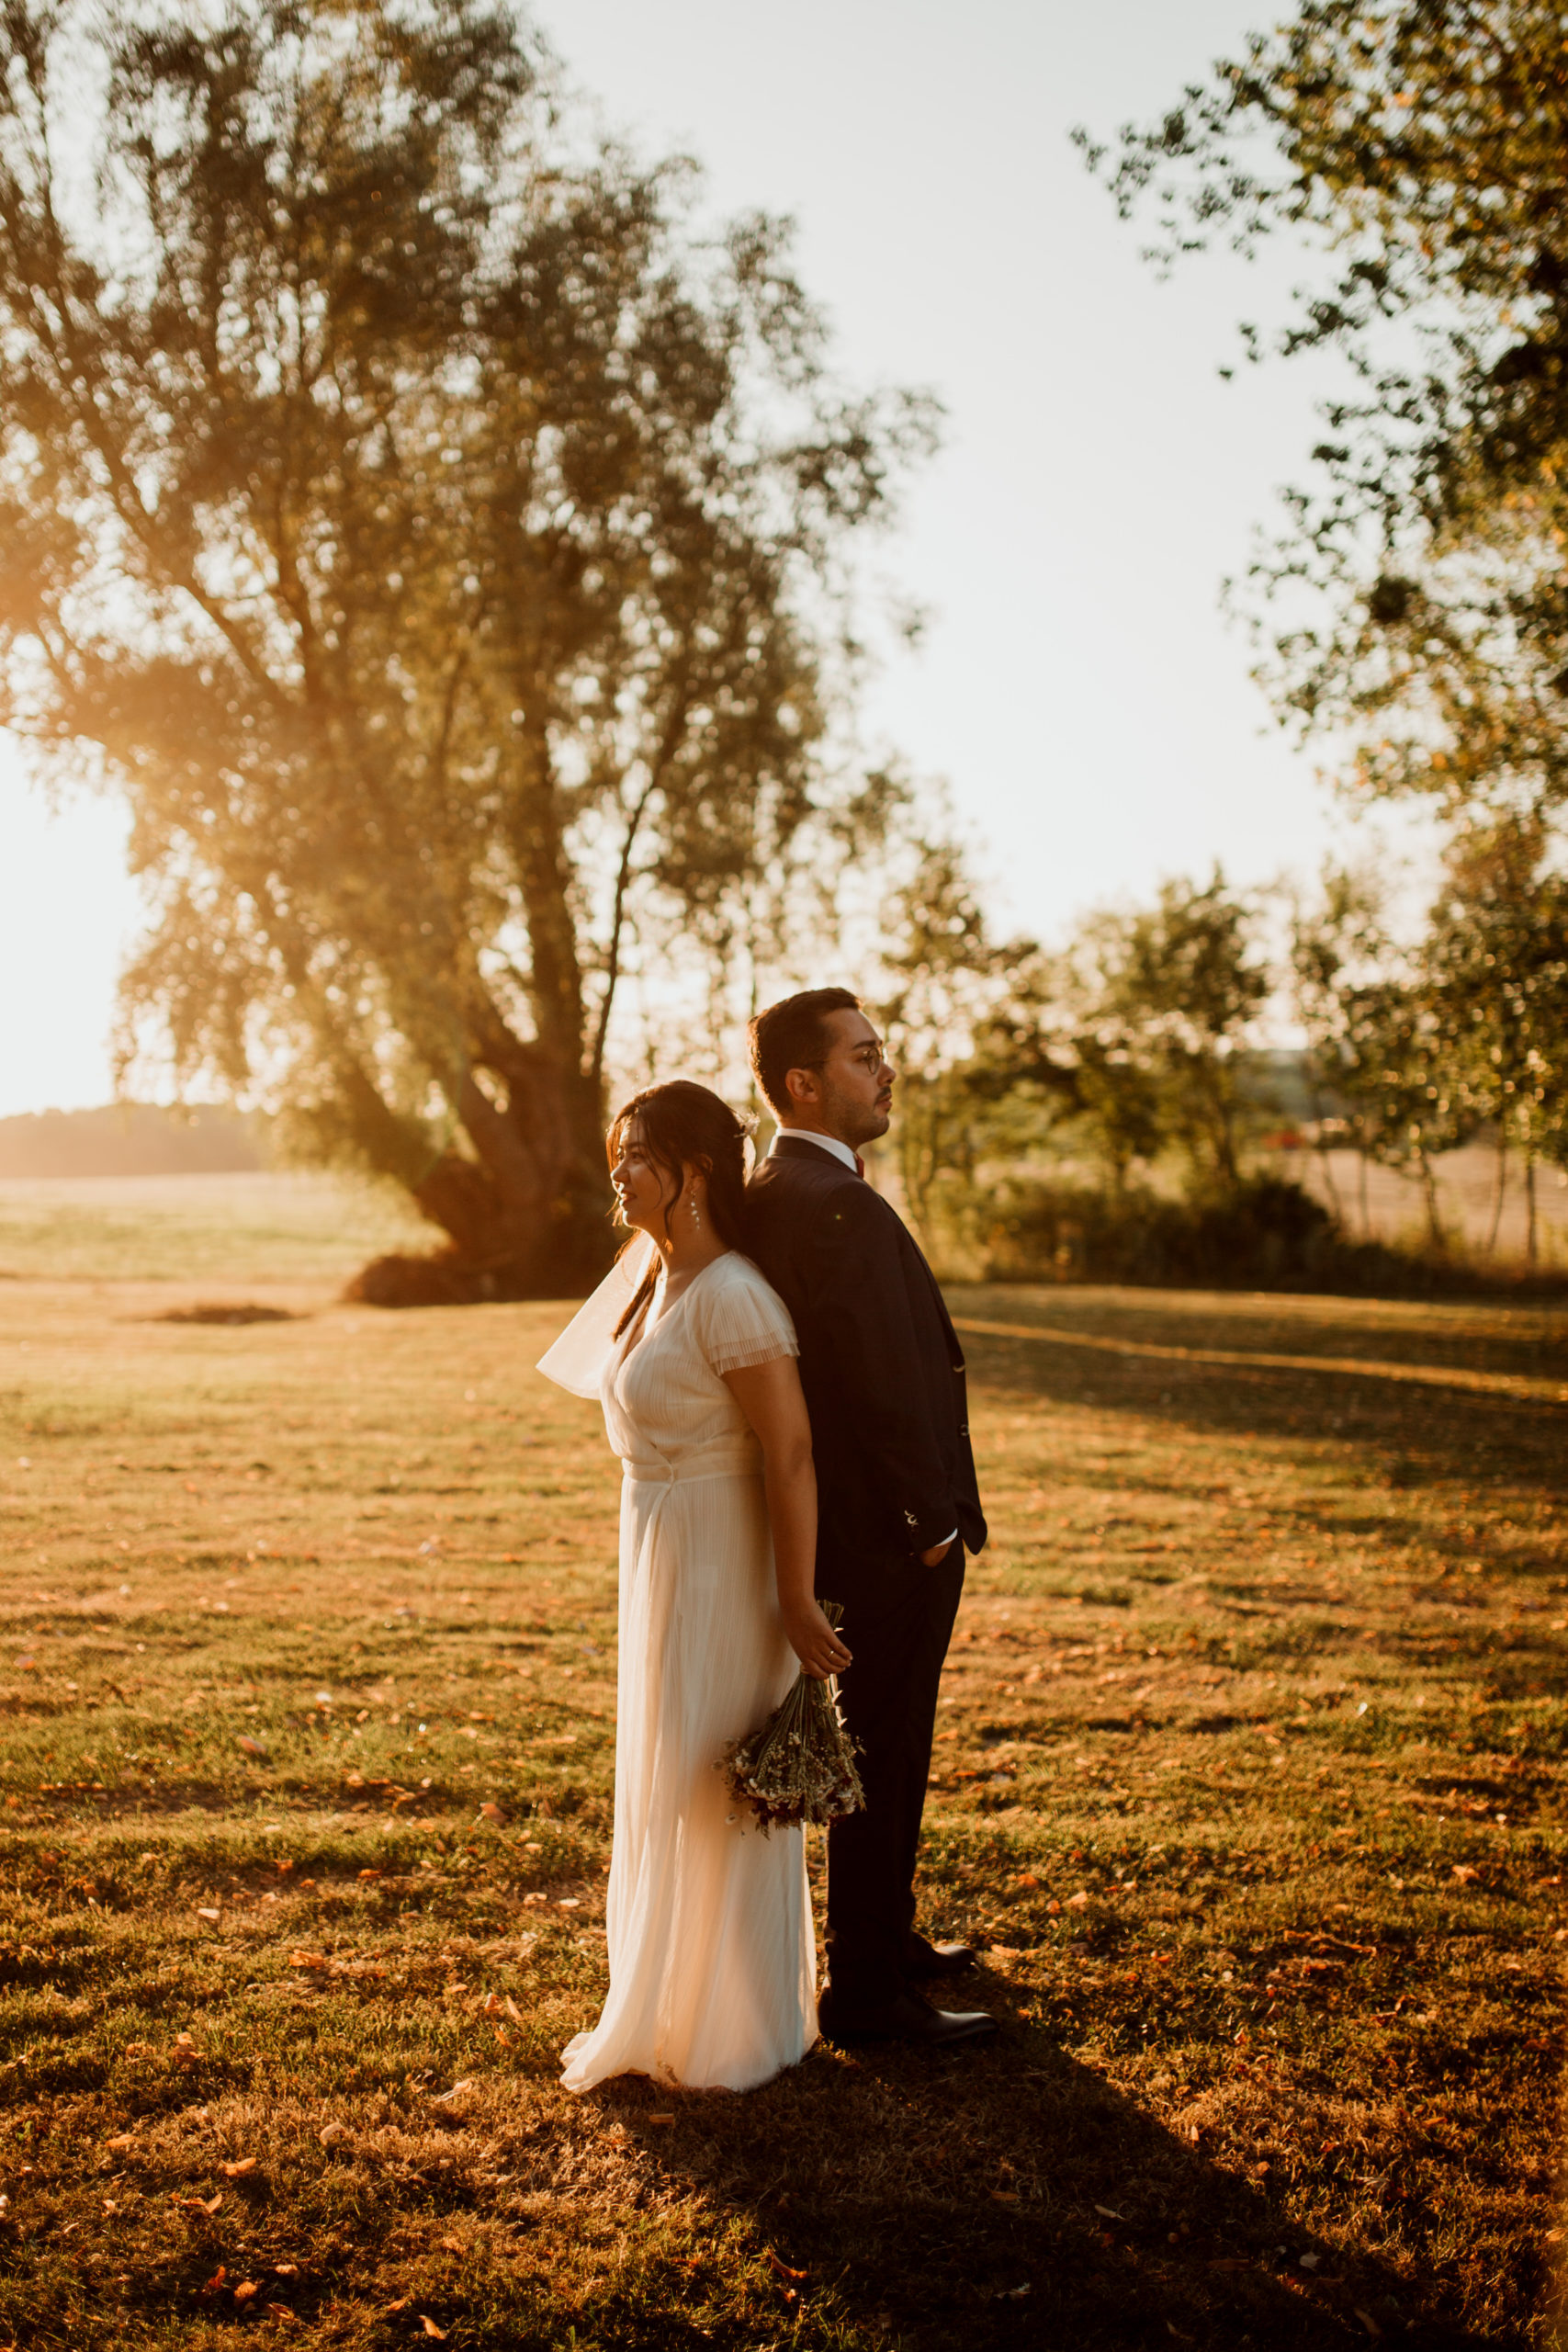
[823,1544,965,2018]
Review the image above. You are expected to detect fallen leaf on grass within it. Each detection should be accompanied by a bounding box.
[989,2189,1020,2205]
[195,1907,220,1924]
[274,2264,299,2278]
[420,2321,447,2341]
[105,2133,135,2153]
[197,2267,228,2300]
[478,1802,505,1824]
[504,1995,524,2024]
[1451,1864,1479,1884]
[648,2111,675,2126]
[767,2252,807,2282]
[237,1736,267,1759]
[289,1951,328,1971]
[220,2158,257,2178]
[1066,1892,1089,1909]
[357,1867,381,1882]
[318,2123,351,2149]
[1093,2205,1125,2222]
[265,2306,299,2325]
[232,2282,259,2304]
[440,2235,463,2253]
[433,2079,474,2104]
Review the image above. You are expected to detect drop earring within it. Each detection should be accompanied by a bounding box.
[690,1191,702,1229]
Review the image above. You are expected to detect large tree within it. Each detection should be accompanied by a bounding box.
[0,0,931,1296]
[1084,2,1568,824]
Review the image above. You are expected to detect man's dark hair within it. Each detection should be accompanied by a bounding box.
[748,987,862,1117]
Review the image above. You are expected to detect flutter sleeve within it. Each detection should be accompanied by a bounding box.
[536,1233,657,1399]
[695,1257,798,1376]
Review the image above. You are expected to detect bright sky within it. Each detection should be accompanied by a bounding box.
[0,0,1410,1119]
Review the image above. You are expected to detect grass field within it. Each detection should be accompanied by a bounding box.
[0,1180,1564,2347]
[0,1173,430,1285]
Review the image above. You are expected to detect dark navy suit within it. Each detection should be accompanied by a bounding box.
[746,1135,987,2016]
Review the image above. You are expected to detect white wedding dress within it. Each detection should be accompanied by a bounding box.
[537,1239,816,2093]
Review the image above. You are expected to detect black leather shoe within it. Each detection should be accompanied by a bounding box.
[818,1986,998,2049]
[906,1931,976,1978]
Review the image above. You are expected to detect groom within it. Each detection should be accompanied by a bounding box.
[746,988,996,2049]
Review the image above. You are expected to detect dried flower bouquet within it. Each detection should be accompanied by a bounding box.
[721,1604,865,1834]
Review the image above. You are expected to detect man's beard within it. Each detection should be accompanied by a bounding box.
[823,1084,892,1148]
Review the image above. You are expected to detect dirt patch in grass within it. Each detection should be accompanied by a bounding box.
[0,1272,1562,2346]
[150,1305,307,1328]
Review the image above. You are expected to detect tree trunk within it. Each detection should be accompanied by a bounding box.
[1417,1151,1444,1253]
[1310,1087,1342,1219]
[1486,1132,1508,1257]
[346,1035,614,1306]
[1526,1150,1539,1272]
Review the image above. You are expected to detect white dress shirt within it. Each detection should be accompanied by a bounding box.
[766,1126,860,1172]
[765,1125,957,1554]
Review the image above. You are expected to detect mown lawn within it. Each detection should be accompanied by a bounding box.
[0,1188,1563,2348]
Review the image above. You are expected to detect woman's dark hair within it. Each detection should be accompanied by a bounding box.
[607,1080,751,1338]
[747,986,861,1116]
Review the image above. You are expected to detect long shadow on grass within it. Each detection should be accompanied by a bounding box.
[949,1284,1568,1383]
[959,1321,1567,1510]
[590,2004,1482,2352]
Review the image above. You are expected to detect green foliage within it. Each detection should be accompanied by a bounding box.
[0,0,931,1293]
[941,1173,1358,1291]
[1084,5,1568,827]
[884,865,1273,1224]
[1429,820,1568,1164]
[1074,871,1271,1188]
[1291,831,1568,1261]
[874,828,1018,1235]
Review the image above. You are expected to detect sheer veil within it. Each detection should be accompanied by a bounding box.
[536,1230,659,1399]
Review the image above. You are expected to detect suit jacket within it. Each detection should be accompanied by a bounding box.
[746,1136,987,1589]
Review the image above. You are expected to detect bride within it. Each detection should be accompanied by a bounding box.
[536,1080,852,2093]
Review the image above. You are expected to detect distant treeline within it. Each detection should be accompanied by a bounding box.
[0,1105,268,1179]
[877,846,1568,1293]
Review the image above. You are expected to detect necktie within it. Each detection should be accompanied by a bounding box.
[854,1153,865,1180]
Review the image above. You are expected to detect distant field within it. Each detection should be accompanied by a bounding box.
[0,1172,431,1285]
[1281,1143,1568,1268]
[0,1191,1563,2345]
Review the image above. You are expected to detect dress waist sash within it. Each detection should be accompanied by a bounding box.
[621,1440,760,1488]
